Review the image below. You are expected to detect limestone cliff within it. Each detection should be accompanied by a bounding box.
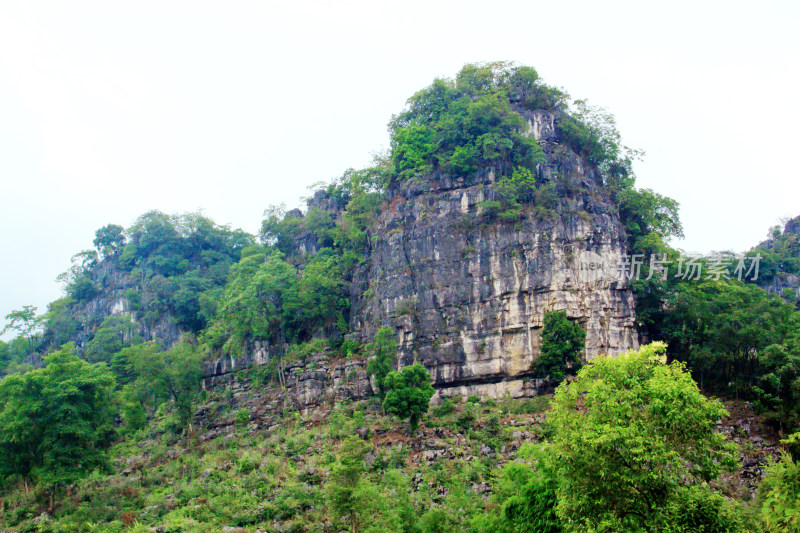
[348,109,638,397]
[754,214,800,301]
[202,106,639,400]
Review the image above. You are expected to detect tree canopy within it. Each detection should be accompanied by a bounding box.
[0,343,116,496]
[383,362,435,431]
[547,342,739,531]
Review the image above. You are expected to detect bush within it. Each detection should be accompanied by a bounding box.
[237,451,262,475]
[433,397,456,417]
[235,408,250,429]
[531,311,585,380]
[758,450,800,532]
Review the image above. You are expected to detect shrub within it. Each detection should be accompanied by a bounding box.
[531,310,585,380]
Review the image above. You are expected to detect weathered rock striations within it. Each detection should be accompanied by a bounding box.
[756,214,800,298]
[202,109,639,401]
[348,109,638,398]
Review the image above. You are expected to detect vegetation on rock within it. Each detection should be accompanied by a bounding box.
[1,61,799,532]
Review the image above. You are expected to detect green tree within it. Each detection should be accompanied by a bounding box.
[1,305,44,352]
[0,343,116,507]
[366,327,398,397]
[326,436,370,533]
[662,280,794,395]
[389,62,545,181]
[531,311,586,381]
[547,342,739,531]
[111,342,165,433]
[67,275,99,302]
[93,223,126,258]
[752,340,800,430]
[617,188,683,253]
[472,443,562,533]
[204,250,300,390]
[84,315,141,363]
[128,338,202,432]
[382,362,435,431]
[757,443,800,532]
[295,248,354,337]
[44,297,80,348]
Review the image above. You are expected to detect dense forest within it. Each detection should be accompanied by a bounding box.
[1,62,799,532]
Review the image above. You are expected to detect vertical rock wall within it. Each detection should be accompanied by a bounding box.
[350,110,638,393]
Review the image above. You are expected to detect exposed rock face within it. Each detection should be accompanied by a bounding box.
[350,109,638,393]
[200,350,373,415]
[41,261,184,357]
[199,109,639,401]
[755,214,800,300]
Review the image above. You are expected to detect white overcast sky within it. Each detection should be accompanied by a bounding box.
[1,0,798,333]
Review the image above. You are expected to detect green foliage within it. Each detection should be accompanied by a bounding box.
[325,436,370,532]
[749,220,800,287]
[472,443,562,533]
[0,343,116,493]
[57,250,98,298]
[390,62,545,181]
[93,223,126,258]
[110,341,160,386]
[783,432,800,462]
[383,362,435,431]
[68,275,100,301]
[44,297,80,348]
[1,305,44,357]
[433,397,456,417]
[235,408,250,429]
[1,305,44,343]
[125,338,203,433]
[655,484,746,532]
[617,187,683,253]
[751,339,800,430]
[118,211,254,333]
[85,316,141,363]
[556,100,639,190]
[366,327,398,397]
[203,249,297,354]
[296,248,354,335]
[482,166,539,222]
[531,311,585,381]
[260,204,303,254]
[661,280,794,396]
[205,245,357,356]
[757,450,800,532]
[547,342,738,531]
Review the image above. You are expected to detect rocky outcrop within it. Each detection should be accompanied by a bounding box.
[37,259,185,360]
[198,109,639,402]
[754,215,800,301]
[349,109,638,393]
[200,350,373,419]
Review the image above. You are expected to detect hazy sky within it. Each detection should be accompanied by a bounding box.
[1,0,798,335]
